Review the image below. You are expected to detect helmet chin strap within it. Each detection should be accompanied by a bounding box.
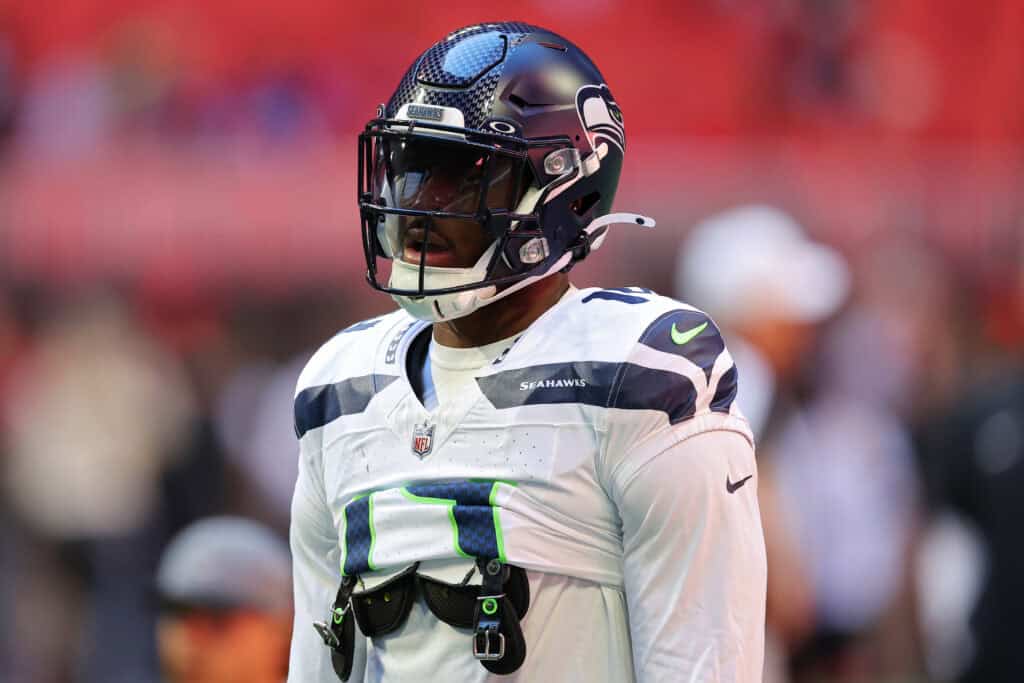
[470,211,657,310]
[388,187,541,323]
[389,212,656,323]
[388,241,499,322]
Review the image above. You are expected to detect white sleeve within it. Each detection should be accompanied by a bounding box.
[611,428,767,683]
[288,439,367,682]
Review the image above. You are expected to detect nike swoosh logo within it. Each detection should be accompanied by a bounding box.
[670,321,708,346]
[726,474,753,494]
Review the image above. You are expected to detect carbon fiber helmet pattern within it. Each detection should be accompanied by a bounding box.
[415,31,507,88]
[387,23,542,128]
[359,22,652,322]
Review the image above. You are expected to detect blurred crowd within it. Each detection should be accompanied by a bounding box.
[1,2,1023,682]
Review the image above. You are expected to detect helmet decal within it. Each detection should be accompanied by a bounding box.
[575,84,625,155]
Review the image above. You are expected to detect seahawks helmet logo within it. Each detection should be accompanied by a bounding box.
[575,84,625,155]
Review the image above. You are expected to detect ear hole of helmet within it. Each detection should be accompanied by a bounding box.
[570,192,601,217]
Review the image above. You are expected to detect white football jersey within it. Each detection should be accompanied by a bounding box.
[289,286,765,683]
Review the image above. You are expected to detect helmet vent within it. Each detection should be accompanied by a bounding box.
[507,93,556,109]
[537,41,567,52]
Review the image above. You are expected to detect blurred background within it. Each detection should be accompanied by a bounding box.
[1,1,1022,681]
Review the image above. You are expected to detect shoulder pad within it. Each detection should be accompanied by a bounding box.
[637,308,724,380]
[612,306,739,424]
[293,310,411,437]
[477,290,739,427]
[526,287,686,363]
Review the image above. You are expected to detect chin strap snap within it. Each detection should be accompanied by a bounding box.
[317,561,531,680]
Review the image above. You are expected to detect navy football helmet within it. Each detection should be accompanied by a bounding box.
[358,22,654,321]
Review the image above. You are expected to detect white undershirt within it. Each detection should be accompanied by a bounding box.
[419,333,519,411]
[419,287,578,411]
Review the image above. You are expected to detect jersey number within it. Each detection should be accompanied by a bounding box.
[341,480,508,576]
[582,287,652,305]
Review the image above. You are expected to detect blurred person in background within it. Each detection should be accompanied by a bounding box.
[677,206,850,439]
[0,284,25,679]
[213,290,354,534]
[0,283,28,423]
[678,206,922,682]
[155,516,292,683]
[2,290,197,683]
[915,234,1024,683]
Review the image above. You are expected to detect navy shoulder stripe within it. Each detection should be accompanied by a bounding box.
[709,364,738,414]
[339,318,382,335]
[638,309,724,382]
[475,308,734,424]
[294,374,398,438]
[476,361,699,424]
[609,363,699,424]
[476,362,619,410]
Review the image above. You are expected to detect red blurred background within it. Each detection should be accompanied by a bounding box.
[2,0,1022,297]
[0,2,1022,682]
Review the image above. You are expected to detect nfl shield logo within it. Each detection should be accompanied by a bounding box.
[411,422,435,458]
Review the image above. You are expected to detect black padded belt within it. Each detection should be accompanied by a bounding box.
[313,559,530,679]
[350,564,420,637]
[419,561,529,629]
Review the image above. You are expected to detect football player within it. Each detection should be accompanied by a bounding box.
[289,22,766,682]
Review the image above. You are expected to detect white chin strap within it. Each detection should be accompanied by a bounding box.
[388,241,499,321]
[389,211,656,323]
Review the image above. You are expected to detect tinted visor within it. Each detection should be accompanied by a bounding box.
[359,119,562,297]
[373,136,524,214]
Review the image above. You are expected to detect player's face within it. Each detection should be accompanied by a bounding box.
[157,609,289,683]
[398,216,493,268]
[375,136,525,269]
